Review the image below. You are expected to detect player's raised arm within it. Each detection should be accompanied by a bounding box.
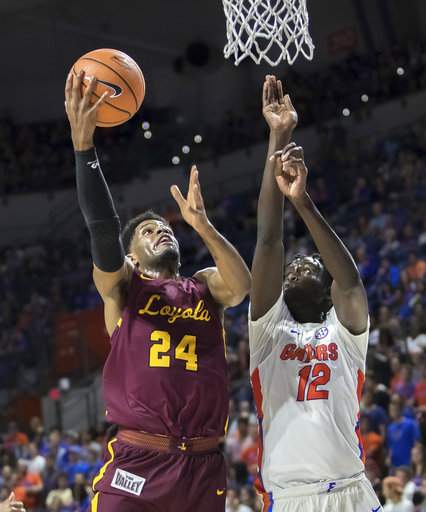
[65,70,133,334]
[273,145,368,335]
[171,167,251,308]
[250,75,298,320]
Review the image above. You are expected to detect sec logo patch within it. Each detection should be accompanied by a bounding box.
[315,327,329,340]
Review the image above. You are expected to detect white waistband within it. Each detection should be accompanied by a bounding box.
[270,472,365,500]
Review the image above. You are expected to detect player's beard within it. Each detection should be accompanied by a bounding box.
[284,281,329,322]
[155,246,180,271]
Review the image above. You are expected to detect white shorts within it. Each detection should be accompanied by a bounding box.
[261,474,383,512]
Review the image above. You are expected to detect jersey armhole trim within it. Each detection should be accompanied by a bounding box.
[329,307,370,360]
[249,290,285,326]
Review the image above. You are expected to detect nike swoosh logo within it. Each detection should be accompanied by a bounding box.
[216,489,225,496]
[84,76,122,98]
[372,507,381,512]
[97,79,122,98]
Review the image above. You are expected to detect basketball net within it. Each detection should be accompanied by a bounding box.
[222,0,315,66]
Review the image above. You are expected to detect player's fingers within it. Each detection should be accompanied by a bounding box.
[193,172,205,209]
[88,91,109,114]
[284,94,296,113]
[277,80,285,104]
[188,165,199,206]
[269,150,283,162]
[283,158,305,176]
[81,76,98,109]
[267,75,274,104]
[275,174,289,192]
[283,141,297,152]
[10,502,25,510]
[170,185,186,209]
[282,146,303,160]
[193,184,204,209]
[65,72,73,103]
[71,70,84,108]
[262,80,268,107]
[271,142,295,162]
[270,75,279,104]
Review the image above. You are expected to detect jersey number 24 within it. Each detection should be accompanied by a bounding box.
[149,330,198,372]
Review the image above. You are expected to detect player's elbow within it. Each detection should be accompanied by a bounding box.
[228,274,252,307]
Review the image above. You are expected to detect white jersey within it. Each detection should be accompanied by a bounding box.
[248,291,369,498]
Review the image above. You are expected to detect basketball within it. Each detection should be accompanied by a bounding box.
[71,48,145,127]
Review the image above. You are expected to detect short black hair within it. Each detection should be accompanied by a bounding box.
[122,210,169,252]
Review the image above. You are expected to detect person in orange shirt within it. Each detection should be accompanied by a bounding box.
[403,252,426,283]
[360,416,384,463]
[13,462,43,511]
[240,421,259,476]
[414,363,426,408]
[4,423,29,451]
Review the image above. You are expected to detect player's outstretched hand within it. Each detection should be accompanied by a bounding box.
[0,492,25,512]
[170,166,210,234]
[262,75,298,135]
[64,70,109,151]
[271,142,307,202]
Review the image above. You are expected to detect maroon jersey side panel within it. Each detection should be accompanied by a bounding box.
[103,271,228,438]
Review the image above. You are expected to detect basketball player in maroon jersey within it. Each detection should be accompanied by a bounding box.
[65,71,251,512]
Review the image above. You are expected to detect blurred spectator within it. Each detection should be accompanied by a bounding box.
[226,416,250,464]
[20,443,46,475]
[226,488,254,512]
[360,416,384,465]
[62,448,89,485]
[402,253,426,284]
[411,443,426,487]
[45,474,73,512]
[240,420,259,478]
[13,461,43,511]
[395,466,417,502]
[362,389,388,434]
[387,396,421,468]
[382,476,414,511]
[4,424,28,459]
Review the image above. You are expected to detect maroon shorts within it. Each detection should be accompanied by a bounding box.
[90,438,227,512]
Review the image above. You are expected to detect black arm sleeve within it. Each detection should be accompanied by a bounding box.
[75,148,125,272]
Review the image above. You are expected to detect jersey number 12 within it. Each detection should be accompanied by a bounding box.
[297,363,331,401]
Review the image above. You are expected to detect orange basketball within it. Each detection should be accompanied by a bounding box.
[71,48,146,127]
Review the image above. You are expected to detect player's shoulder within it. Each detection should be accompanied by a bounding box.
[193,266,216,282]
[248,292,293,346]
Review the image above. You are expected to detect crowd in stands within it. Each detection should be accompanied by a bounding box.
[0,110,423,511]
[0,41,424,511]
[1,40,426,195]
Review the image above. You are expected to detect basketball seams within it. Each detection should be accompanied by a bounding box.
[80,57,140,110]
[74,69,132,121]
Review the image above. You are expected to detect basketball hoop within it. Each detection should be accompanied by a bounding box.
[222,0,315,66]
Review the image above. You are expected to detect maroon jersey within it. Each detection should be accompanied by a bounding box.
[103,270,228,438]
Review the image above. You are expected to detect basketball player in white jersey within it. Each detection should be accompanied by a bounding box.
[249,75,383,511]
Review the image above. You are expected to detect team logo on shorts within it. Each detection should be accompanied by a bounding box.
[111,468,146,496]
[315,327,329,340]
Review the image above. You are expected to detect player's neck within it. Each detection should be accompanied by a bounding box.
[141,264,180,280]
[288,304,324,324]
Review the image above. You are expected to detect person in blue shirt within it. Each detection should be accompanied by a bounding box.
[387,395,421,468]
[362,389,389,435]
[62,446,90,484]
